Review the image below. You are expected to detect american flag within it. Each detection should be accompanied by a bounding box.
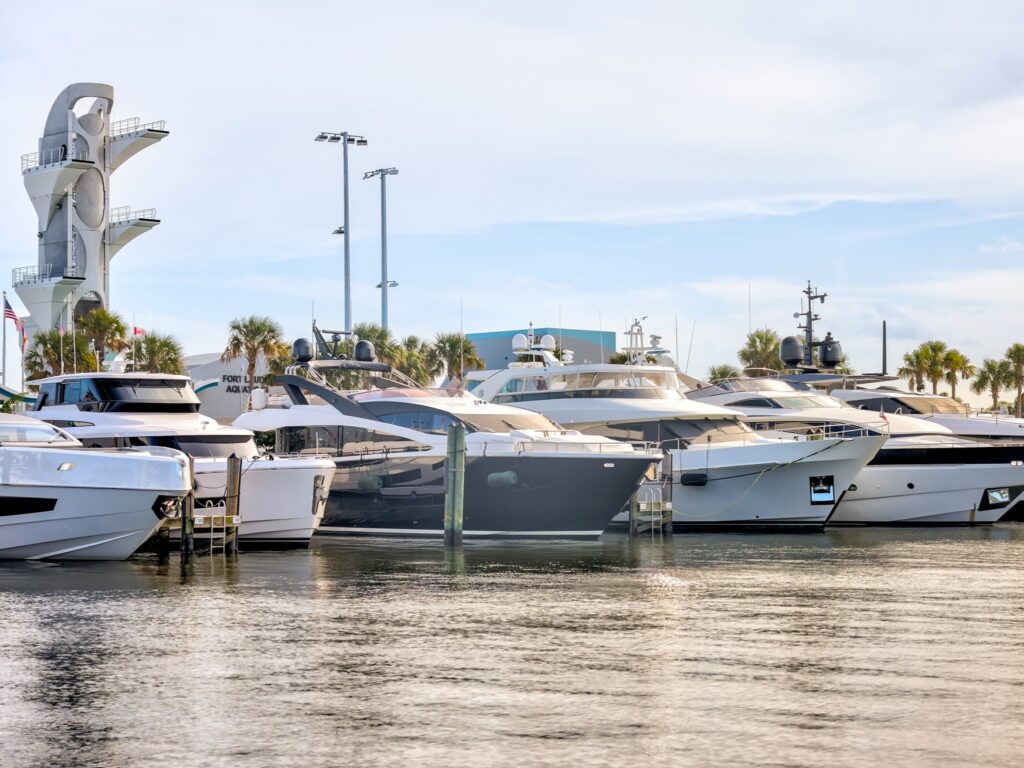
[2,298,21,331]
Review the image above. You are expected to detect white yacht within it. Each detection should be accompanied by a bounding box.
[235,373,662,539]
[689,378,1024,525]
[31,373,336,546]
[826,385,1024,441]
[464,329,885,529]
[0,413,189,560]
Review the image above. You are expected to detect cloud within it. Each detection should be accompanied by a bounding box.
[979,236,1024,254]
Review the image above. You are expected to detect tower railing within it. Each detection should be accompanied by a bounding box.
[110,206,157,224]
[12,264,82,286]
[110,118,167,138]
[21,147,90,172]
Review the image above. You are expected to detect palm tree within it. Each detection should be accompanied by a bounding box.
[77,308,128,371]
[971,358,1012,412]
[738,328,781,372]
[942,349,974,401]
[221,315,284,402]
[897,349,927,392]
[352,322,397,364]
[1003,343,1024,417]
[393,335,442,386]
[429,333,484,382]
[25,329,97,379]
[264,341,295,377]
[128,332,185,374]
[707,363,741,381]
[918,340,949,394]
[607,351,655,364]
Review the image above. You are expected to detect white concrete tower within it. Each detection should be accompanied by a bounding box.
[14,83,167,340]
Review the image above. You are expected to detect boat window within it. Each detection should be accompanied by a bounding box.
[98,378,200,404]
[453,410,561,433]
[35,383,57,408]
[722,379,798,393]
[547,374,576,391]
[277,426,342,455]
[0,421,74,443]
[849,396,906,414]
[895,396,965,415]
[60,380,81,404]
[378,410,456,435]
[498,378,523,395]
[342,426,420,455]
[773,395,843,409]
[732,398,777,408]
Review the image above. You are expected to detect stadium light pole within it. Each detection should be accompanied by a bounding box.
[315,131,367,333]
[363,167,399,330]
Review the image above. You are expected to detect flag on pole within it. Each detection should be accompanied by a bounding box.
[133,326,146,337]
[59,325,67,337]
[3,298,21,331]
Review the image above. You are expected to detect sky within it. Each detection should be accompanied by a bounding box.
[2,1,1024,401]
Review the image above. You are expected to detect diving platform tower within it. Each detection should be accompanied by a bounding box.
[14,83,167,341]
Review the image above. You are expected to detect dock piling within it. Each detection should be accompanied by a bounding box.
[443,424,466,546]
[223,454,242,556]
[181,456,195,558]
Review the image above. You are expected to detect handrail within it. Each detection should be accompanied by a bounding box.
[110,206,157,224]
[110,118,167,138]
[11,264,81,286]
[21,147,89,172]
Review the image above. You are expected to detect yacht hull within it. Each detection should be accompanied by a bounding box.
[0,486,169,560]
[188,458,336,546]
[638,435,884,529]
[828,463,1024,525]
[318,453,656,538]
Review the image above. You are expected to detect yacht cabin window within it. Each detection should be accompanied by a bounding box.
[581,418,752,448]
[0,422,74,444]
[274,425,421,456]
[492,369,684,403]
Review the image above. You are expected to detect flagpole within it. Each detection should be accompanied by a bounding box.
[2,290,7,387]
[60,302,65,376]
[70,296,77,374]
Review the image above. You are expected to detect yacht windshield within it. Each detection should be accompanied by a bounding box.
[896,396,966,415]
[98,379,199,404]
[452,411,561,433]
[493,369,685,403]
[774,395,846,409]
[0,421,73,444]
[722,379,799,393]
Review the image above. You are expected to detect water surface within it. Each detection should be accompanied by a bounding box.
[1,527,1022,767]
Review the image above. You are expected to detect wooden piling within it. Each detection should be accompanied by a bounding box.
[444,424,466,546]
[181,455,195,558]
[223,455,242,555]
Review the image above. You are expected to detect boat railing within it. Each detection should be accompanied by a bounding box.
[510,440,662,456]
[21,146,89,171]
[110,117,167,137]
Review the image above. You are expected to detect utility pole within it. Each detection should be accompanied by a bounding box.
[315,131,367,333]
[364,167,399,330]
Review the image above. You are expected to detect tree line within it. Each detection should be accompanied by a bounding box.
[220,315,484,396]
[24,308,185,379]
[899,340,1024,415]
[703,329,1024,416]
[23,310,486,394]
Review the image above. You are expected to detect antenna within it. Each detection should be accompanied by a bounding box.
[882,320,888,376]
[796,280,827,366]
[685,319,696,373]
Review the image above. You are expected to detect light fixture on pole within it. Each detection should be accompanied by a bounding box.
[314,131,367,333]
[363,167,399,330]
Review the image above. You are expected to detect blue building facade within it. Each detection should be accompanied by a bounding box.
[467,327,616,369]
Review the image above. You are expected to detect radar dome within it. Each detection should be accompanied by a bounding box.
[780,336,804,367]
[512,333,528,352]
[819,333,843,368]
[355,339,376,362]
[291,338,314,363]
[540,334,557,351]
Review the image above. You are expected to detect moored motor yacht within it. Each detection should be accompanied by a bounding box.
[235,372,661,539]
[0,413,189,560]
[464,325,885,529]
[30,373,336,546]
[689,377,1024,524]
